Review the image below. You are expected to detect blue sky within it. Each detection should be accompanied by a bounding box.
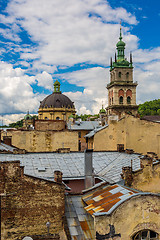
[0,0,160,124]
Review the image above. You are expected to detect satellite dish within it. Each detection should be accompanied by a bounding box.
[22,237,33,240]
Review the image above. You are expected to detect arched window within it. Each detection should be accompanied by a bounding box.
[110,98,112,105]
[119,72,121,78]
[112,97,113,104]
[56,117,60,120]
[119,96,123,104]
[118,89,124,97]
[127,96,131,104]
[22,237,33,240]
[126,72,129,79]
[132,230,158,240]
[126,89,132,97]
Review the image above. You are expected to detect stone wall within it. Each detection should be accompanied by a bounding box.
[2,130,78,152]
[95,195,160,240]
[35,120,66,131]
[0,161,65,240]
[122,155,160,193]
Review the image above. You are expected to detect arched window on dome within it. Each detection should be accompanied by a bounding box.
[132,230,158,240]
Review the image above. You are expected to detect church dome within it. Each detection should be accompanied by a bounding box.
[24,111,32,120]
[40,92,75,109]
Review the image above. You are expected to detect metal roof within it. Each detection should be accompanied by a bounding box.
[0,142,17,153]
[65,195,95,240]
[0,152,141,183]
[82,184,139,216]
[84,125,108,138]
[67,121,99,131]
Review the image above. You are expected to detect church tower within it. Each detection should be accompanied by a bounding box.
[106,27,138,118]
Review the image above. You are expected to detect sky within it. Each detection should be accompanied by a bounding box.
[0,0,160,124]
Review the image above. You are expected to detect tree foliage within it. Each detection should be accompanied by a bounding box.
[138,99,160,118]
[9,120,23,128]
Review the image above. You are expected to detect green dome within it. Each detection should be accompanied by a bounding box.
[24,111,32,120]
[116,40,125,47]
[99,105,106,113]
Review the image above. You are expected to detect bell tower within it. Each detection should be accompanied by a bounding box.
[106,27,138,118]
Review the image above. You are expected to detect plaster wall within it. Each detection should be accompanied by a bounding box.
[131,163,160,193]
[93,115,160,157]
[2,130,78,152]
[95,195,160,240]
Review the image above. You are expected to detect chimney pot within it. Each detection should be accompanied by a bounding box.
[54,171,63,183]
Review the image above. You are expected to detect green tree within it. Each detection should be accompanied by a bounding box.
[138,99,160,118]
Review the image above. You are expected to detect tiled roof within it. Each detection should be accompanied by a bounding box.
[82,184,139,216]
[65,195,95,240]
[0,152,141,183]
[0,142,17,153]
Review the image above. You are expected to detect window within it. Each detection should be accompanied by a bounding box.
[132,230,158,240]
[127,96,131,104]
[119,96,123,104]
[126,72,129,78]
[119,72,121,78]
[22,237,33,240]
[78,131,81,138]
[56,117,60,120]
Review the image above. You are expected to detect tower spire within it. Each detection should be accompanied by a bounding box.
[119,21,122,41]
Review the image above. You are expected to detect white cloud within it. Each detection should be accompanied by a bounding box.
[0,0,137,69]
[61,67,108,114]
[0,61,42,117]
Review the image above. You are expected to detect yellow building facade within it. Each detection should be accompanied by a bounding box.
[87,114,160,157]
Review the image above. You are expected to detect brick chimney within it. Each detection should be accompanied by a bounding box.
[121,166,133,187]
[54,171,63,183]
[84,149,95,189]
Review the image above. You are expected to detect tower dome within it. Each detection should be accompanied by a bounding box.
[38,80,76,121]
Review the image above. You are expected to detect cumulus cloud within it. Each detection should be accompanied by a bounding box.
[0,0,138,69]
[61,67,108,114]
[0,61,42,118]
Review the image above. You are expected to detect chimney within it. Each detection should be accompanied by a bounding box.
[54,171,63,183]
[121,166,133,187]
[84,149,95,189]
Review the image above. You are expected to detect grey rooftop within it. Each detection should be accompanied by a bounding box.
[67,121,99,131]
[0,151,141,183]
